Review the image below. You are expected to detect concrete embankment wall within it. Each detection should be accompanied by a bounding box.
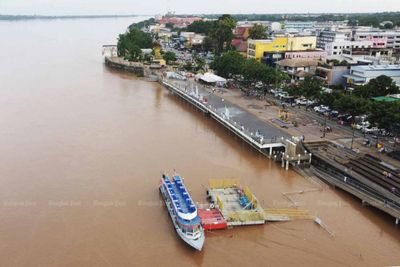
[104,57,144,76]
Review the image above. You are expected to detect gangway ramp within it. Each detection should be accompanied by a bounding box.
[264,208,314,222]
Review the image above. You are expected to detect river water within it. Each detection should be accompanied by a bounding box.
[0,17,399,267]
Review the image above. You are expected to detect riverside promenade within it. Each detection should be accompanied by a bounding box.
[162,77,312,166]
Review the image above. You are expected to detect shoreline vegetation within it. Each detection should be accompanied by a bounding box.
[0,14,140,21]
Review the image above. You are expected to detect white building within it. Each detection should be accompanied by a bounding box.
[317,31,347,49]
[353,29,400,49]
[343,65,400,86]
[325,40,374,56]
[284,21,316,32]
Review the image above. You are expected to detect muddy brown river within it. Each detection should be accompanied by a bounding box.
[0,17,399,267]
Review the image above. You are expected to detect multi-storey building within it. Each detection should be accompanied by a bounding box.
[316,31,347,49]
[247,35,317,61]
[315,65,349,86]
[285,50,327,60]
[276,58,320,83]
[343,65,400,86]
[325,40,374,56]
[353,29,400,49]
[247,37,290,61]
[284,21,316,31]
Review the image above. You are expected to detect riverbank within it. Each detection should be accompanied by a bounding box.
[104,56,145,76]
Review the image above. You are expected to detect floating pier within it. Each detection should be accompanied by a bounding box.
[206,179,266,226]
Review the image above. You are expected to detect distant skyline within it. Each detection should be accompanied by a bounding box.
[1,0,399,15]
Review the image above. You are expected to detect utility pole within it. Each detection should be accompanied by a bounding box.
[350,123,356,150]
[321,112,327,138]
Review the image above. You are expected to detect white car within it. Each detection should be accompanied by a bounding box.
[278,92,289,98]
[295,98,308,105]
[362,126,379,134]
[314,105,330,113]
[307,100,316,105]
[356,121,370,130]
[274,90,283,97]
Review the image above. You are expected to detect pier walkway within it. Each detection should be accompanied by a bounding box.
[162,78,309,160]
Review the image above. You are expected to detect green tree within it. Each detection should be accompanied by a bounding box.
[202,36,215,52]
[117,28,153,61]
[368,102,400,130]
[332,94,369,116]
[209,15,236,55]
[165,22,174,29]
[354,75,399,98]
[129,18,156,30]
[193,53,206,71]
[183,61,193,71]
[242,59,268,85]
[210,51,246,78]
[186,20,215,35]
[297,77,323,98]
[318,91,341,107]
[266,68,289,87]
[249,24,268,39]
[383,22,394,29]
[163,51,177,64]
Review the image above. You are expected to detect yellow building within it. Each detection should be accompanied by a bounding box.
[286,36,316,51]
[247,37,288,60]
[247,35,317,61]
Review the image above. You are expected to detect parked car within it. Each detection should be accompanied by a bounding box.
[362,126,380,134]
[330,110,339,118]
[273,90,283,97]
[337,114,353,125]
[278,92,290,99]
[307,100,316,106]
[356,121,370,130]
[314,105,330,113]
[295,98,308,105]
[269,88,276,94]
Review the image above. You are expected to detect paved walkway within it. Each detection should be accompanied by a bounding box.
[166,78,290,143]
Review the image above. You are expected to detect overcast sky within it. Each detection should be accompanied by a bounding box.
[1,0,399,15]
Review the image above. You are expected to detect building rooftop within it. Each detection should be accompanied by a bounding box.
[352,64,400,71]
[372,96,400,102]
[277,58,320,68]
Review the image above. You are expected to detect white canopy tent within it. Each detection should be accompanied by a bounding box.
[197,72,227,86]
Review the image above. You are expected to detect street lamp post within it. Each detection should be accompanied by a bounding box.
[321,112,328,138]
[351,123,356,150]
